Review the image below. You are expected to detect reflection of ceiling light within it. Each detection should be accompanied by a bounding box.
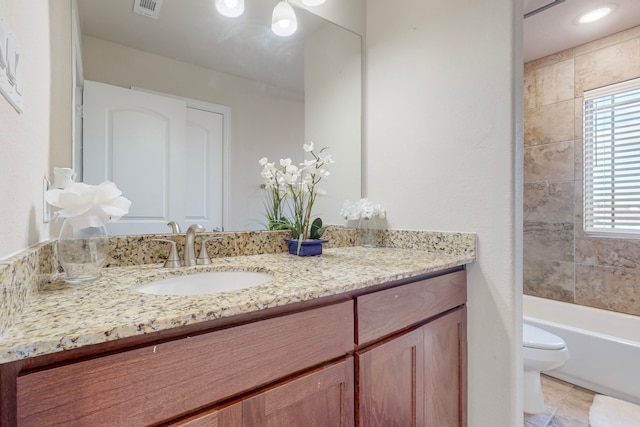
[272,1,298,37]
[301,0,326,5]
[215,0,245,18]
[578,6,613,24]
[214,0,321,37]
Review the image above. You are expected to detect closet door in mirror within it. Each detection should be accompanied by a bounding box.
[83,80,187,234]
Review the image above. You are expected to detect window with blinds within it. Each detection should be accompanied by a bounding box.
[583,78,640,236]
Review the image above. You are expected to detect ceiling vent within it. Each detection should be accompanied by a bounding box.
[133,0,163,19]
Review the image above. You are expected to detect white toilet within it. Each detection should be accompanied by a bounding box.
[523,323,570,414]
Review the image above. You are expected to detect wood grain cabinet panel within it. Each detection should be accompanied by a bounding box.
[357,307,467,427]
[16,301,354,426]
[357,328,423,427]
[356,270,466,345]
[243,358,354,427]
[173,359,354,427]
[423,307,467,427]
[170,403,243,427]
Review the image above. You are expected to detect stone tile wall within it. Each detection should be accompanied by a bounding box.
[523,26,640,316]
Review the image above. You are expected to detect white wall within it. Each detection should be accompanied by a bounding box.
[305,24,362,225]
[81,36,305,232]
[0,0,57,258]
[366,0,523,425]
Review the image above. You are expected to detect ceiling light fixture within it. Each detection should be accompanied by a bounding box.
[578,6,614,24]
[272,1,298,37]
[301,0,326,6]
[215,0,245,18]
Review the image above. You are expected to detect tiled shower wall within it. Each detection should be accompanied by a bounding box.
[523,25,640,316]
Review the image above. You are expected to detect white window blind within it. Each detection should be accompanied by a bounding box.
[584,78,640,236]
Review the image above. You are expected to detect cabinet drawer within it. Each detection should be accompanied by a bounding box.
[356,270,466,345]
[17,301,354,427]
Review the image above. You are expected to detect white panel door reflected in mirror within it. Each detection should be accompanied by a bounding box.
[83,81,223,235]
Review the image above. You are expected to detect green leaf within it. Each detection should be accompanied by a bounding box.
[310,217,325,239]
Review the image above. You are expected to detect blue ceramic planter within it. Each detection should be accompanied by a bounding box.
[284,238,329,256]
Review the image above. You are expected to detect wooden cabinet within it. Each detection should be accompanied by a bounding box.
[357,328,423,426]
[357,307,467,427]
[423,308,467,426]
[174,359,354,427]
[1,268,466,427]
[13,302,354,426]
[171,403,243,427]
[242,359,354,427]
[356,270,467,427]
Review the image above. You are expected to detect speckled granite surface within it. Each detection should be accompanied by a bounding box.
[0,241,56,341]
[0,228,476,363]
[105,228,359,267]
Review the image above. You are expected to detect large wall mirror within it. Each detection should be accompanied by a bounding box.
[73,0,362,234]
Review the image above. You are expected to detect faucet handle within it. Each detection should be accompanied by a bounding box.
[167,221,182,234]
[152,239,182,268]
[197,237,222,265]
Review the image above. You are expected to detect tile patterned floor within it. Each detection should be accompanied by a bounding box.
[524,375,596,427]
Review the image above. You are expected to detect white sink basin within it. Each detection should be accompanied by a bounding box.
[135,271,274,296]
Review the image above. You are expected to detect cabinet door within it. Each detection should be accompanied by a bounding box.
[357,307,467,427]
[357,328,424,426]
[243,358,354,427]
[423,307,467,427]
[171,403,242,427]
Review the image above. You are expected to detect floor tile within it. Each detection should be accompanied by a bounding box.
[524,375,595,427]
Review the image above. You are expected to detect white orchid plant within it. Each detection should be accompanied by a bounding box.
[45,180,132,231]
[341,198,386,221]
[259,142,333,240]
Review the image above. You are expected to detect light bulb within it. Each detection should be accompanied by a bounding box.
[301,0,326,5]
[215,0,244,18]
[272,1,298,36]
[578,6,613,24]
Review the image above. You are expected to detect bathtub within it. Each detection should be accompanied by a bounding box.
[523,295,640,405]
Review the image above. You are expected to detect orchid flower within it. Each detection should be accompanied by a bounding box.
[259,142,332,240]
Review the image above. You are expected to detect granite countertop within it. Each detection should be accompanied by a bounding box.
[0,246,474,364]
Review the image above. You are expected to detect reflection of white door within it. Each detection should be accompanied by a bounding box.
[82,81,224,235]
[185,108,223,231]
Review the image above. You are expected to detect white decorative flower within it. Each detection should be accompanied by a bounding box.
[46,181,132,230]
[259,142,332,240]
[303,141,314,152]
[341,198,386,220]
[319,153,334,164]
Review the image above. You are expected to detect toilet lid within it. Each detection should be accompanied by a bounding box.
[523,324,566,350]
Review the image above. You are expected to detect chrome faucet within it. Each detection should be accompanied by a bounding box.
[183,224,205,266]
[167,221,182,234]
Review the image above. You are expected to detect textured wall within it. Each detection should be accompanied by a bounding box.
[0,0,69,259]
[366,0,522,425]
[523,26,640,316]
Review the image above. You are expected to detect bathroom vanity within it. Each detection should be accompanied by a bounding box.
[0,244,472,426]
